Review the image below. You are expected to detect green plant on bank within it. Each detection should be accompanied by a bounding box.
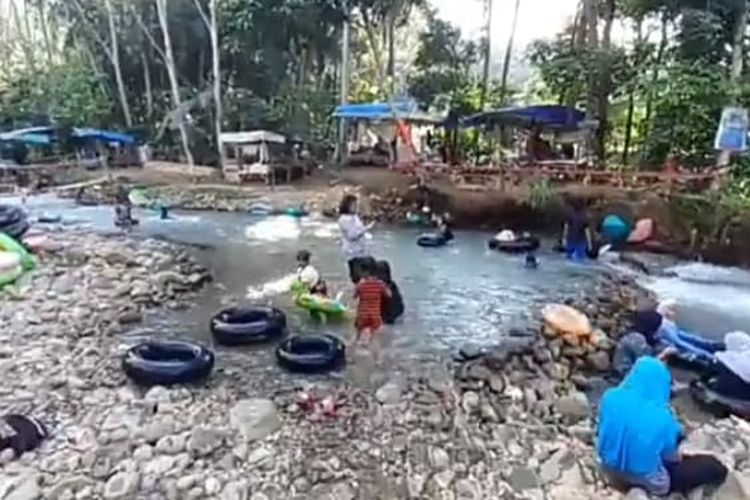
[526,179,555,210]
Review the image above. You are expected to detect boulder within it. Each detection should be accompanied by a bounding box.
[554,391,589,420]
[229,399,281,441]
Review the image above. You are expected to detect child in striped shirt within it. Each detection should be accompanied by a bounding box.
[354,259,391,343]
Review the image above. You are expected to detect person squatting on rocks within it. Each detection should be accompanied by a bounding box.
[353,258,390,344]
[337,194,374,284]
[597,356,728,496]
[612,310,673,379]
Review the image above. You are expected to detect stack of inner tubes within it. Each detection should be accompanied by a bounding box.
[0,205,29,240]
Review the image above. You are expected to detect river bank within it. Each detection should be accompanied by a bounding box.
[0,222,747,499]
[56,166,750,267]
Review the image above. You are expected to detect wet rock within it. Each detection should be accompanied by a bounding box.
[221,480,249,500]
[714,470,750,500]
[554,391,589,420]
[428,446,450,470]
[586,351,611,372]
[458,392,478,413]
[508,466,539,491]
[375,382,402,405]
[229,399,280,441]
[488,374,505,394]
[117,310,143,324]
[457,344,484,361]
[625,488,650,500]
[187,426,224,457]
[103,471,139,499]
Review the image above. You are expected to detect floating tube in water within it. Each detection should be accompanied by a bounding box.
[276,334,345,373]
[0,205,23,227]
[37,215,61,224]
[0,233,34,270]
[285,207,308,218]
[211,306,286,345]
[1,218,30,240]
[488,236,540,254]
[689,379,750,419]
[295,293,348,317]
[0,252,20,272]
[417,233,448,247]
[248,203,273,216]
[122,340,214,386]
[601,214,631,243]
[0,265,22,287]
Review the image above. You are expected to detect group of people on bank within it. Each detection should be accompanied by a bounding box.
[598,300,750,496]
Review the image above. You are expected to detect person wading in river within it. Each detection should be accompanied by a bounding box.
[338,194,375,283]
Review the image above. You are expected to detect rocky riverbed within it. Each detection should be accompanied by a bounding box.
[0,228,749,500]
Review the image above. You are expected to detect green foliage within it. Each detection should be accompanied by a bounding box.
[0,54,111,128]
[526,179,555,210]
[643,62,732,164]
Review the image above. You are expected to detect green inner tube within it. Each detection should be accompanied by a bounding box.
[0,265,23,287]
[295,293,347,316]
[0,233,35,270]
[286,207,308,217]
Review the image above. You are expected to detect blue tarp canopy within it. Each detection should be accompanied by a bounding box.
[332,100,442,123]
[0,126,136,146]
[73,128,136,145]
[462,105,586,131]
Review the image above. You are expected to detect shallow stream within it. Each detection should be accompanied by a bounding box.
[11,193,750,385]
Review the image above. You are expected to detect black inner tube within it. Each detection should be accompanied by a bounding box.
[132,342,199,363]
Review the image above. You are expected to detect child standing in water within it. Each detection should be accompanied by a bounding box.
[354,259,390,344]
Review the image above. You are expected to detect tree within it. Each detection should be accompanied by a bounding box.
[155,0,194,167]
[499,0,520,103]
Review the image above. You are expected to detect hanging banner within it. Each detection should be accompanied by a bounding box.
[714,106,748,152]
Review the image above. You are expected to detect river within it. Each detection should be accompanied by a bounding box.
[10,193,750,382]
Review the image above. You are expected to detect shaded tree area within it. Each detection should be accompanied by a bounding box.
[527,0,750,168]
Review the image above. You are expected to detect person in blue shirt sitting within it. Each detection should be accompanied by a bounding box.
[598,357,727,496]
[655,300,725,367]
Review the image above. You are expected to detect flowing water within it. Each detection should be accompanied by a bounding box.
[11,193,750,386]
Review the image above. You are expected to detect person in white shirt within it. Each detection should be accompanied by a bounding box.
[296,250,327,295]
[337,194,375,283]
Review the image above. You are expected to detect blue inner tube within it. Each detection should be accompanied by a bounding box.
[488,236,540,254]
[211,306,286,345]
[276,334,345,373]
[417,233,448,247]
[690,379,750,419]
[122,340,214,386]
[601,214,631,243]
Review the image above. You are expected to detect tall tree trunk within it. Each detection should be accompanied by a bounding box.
[386,13,395,80]
[595,0,615,160]
[499,0,520,104]
[141,52,153,118]
[193,0,222,168]
[209,0,222,169]
[718,0,748,166]
[643,12,668,149]
[156,0,194,168]
[104,0,133,127]
[479,0,494,110]
[582,0,599,162]
[622,19,643,165]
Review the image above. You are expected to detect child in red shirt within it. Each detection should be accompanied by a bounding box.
[354,259,391,343]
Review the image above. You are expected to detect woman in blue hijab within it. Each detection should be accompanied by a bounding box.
[597,357,727,495]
